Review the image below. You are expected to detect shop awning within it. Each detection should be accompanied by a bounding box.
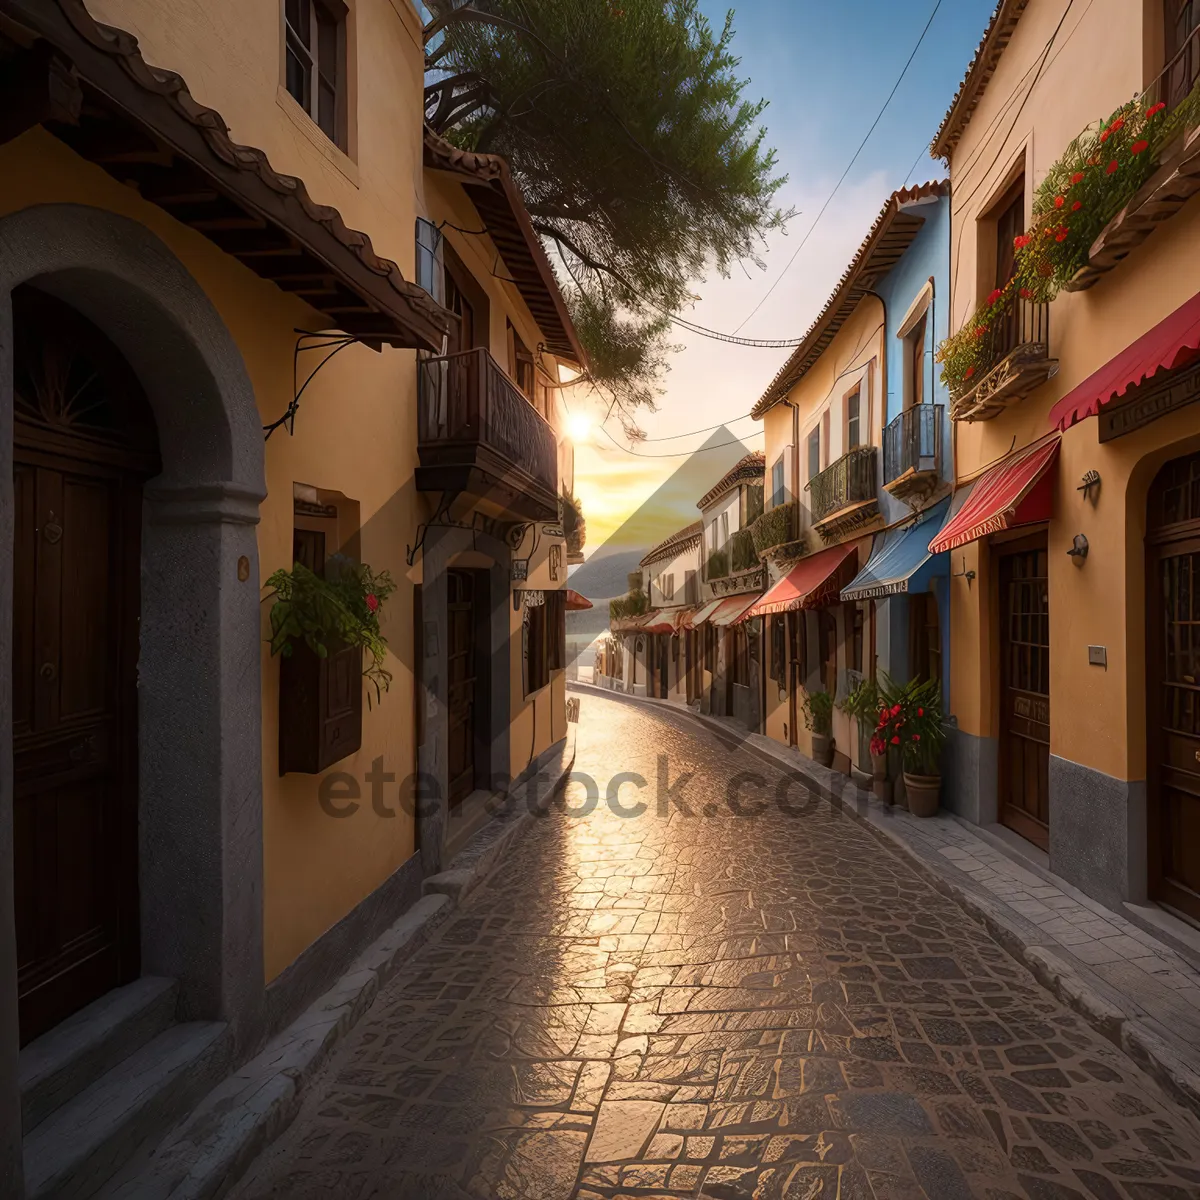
[641,608,688,635]
[714,593,763,626]
[742,543,857,620]
[841,499,952,601]
[684,598,727,629]
[1048,290,1200,431]
[929,439,1060,555]
[564,589,593,611]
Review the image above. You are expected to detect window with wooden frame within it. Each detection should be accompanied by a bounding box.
[908,591,941,686]
[845,386,862,450]
[991,175,1026,291]
[1165,1,1200,110]
[907,312,927,409]
[443,241,488,356]
[770,456,785,507]
[507,321,535,400]
[806,427,821,482]
[284,0,347,148]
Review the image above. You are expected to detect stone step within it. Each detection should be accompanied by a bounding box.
[23,1020,231,1200]
[20,978,180,1134]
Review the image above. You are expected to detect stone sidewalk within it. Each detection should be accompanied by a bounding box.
[583,686,1200,1121]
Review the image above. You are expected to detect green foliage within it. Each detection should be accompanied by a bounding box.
[729,528,758,572]
[561,488,586,555]
[707,548,729,579]
[938,83,1200,400]
[801,688,833,736]
[424,0,790,413]
[871,675,945,775]
[750,503,794,555]
[744,483,764,525]
[609,588,648,621]
[837,675,878,722]
[265,556,397,703]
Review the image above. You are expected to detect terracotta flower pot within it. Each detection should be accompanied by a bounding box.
[871,752,888,781]
[811,732,834,768]
[872,776,893,805]
[903,771,941,818]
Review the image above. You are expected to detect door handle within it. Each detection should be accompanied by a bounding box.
[39,662,57,682]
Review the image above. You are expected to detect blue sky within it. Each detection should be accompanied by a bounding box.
[574,0,999,548]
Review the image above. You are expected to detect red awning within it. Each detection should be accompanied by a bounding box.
[743,544,857,620]
[683,598,725,629]
[564,589,593,611]
[712,593,763,626]
[641,608,687,635]
[1048,290,1200,431]
[929,439,1060,555]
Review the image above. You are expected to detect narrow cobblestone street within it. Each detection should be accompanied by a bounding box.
[233,694,1200,1200]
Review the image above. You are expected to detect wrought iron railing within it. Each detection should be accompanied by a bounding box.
[884,405,943,484]
[808,445,877,523]
[418,347,557,494]
[973,294,1050,385]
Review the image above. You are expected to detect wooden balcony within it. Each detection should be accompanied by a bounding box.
[417,347,559,521]
[808,445,880,542]
[950,296,1057,422]
[884,404,943,504]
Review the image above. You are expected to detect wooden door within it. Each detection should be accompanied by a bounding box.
[446,571,477,807]
[787,612,802,747]
[998,536,1050,849]
[1147,451,1200,923]
[12,286,157,1044]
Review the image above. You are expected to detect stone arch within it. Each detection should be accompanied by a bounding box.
[0,205,267,1073]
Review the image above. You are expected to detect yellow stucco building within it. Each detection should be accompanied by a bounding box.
[0,1,580,1192]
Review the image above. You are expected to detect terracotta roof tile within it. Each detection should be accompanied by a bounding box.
[697,451,765,511]
[640,520,704,567]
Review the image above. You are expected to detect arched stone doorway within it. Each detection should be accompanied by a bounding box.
[0,204,267,1083]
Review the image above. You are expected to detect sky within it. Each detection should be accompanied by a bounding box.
[569,0,998,554]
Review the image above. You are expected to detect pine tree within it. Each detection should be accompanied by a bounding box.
[424,0,789,421]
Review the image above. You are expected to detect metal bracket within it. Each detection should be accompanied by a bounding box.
[263,329,361,440]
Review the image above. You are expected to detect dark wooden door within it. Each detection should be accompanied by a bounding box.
[788,612,802,747]
[12,286,157,1044]
[1148,451,1200,923]
[998,537,1051,849]
[446,571,477,807]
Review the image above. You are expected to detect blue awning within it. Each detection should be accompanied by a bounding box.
[840,498,952,601]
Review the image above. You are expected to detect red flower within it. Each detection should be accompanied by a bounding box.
[1055,229,1069,243]
[1107,160,1119,175]
[891,704,902,717]
[986,288,1003,305]
[965,366,975,379]
[917,707,924,717]
[1131,139,1149,155]
[1013,233,1031,249]
[1111,117,1125,132]
[1020,287,1033,299]
[973,325,990,339]
[891,736,901,745]
[1054,195,1065,209]
[912,733,921,741]
[1071,171,1085,185]
[1147,101,1167,117]
[366,593,379,612]
[1071,200,1082,211]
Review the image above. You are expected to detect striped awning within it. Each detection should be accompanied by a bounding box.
[713,593,763,626]
[929,439,1059,555]
[743,544,858,620]
[841,499,951,601]
[682,598,725,629]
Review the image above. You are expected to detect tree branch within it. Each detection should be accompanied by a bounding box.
[531,221,636,292]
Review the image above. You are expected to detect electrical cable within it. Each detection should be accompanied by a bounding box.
[733,0,945,334]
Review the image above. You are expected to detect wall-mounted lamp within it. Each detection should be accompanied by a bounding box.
[1067,533,1089,565]
[953,556,976,587]
[1078,470,1101,503]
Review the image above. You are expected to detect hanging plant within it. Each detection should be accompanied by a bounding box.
[265,555,397,702]
[937,81,1200,400]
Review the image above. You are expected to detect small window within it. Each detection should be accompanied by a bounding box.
[993,177,1025,290]
[524,592,564,694]
[415,219,444,304]
[907,312,927,408]
[771,456,785,507]
[846,388,861,450]
[807,427,821,481]
[508,321,535,400]
[720,511,730,547]
[662,573,675,602]
[1165,1,1200,110]
[285,0,346,148]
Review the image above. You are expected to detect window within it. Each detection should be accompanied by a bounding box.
[993,177,1025,290]
[415,219,444,304]
[709,517,718,555]
[907,312,927,408]
[285,0,346,147]
[807,427,821,482]
[1166,1,1200,109]
[661,573,675,602]
[770,615,786,684]
[771,456,785,507]
[909,591,941,685]
[720,511,730,548]
[684,570,698,605]
[508,321,535,400]
[846,388,862,450]
[524,592,565,695]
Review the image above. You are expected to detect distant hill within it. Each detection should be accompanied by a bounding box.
[567,548,646,601]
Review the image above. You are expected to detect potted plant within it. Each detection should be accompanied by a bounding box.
[869,673,905,803]
[873,678,946,817]
[837,676,878,787]
[801,688,834,767]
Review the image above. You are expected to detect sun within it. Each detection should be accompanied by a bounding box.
[566,412,593,442]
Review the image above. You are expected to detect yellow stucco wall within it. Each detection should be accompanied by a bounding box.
[946,0,1200,783]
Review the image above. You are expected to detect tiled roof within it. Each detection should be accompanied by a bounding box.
[17,0,449,349]
[640,521,704,568]
[697,451,765,511]
[424,130,586,365]
[930,0,1030,161]
[750,181,949,420]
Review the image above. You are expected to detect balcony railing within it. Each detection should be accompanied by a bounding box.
[808,445,878,525]
[951,295,1054,422]
[417,347,558,513]
[750,500,797,556]
[884,405,943,501]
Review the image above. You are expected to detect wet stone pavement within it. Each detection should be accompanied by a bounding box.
[233,693,1200,1200]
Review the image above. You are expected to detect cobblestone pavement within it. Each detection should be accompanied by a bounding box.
[233,694,1200,1200]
